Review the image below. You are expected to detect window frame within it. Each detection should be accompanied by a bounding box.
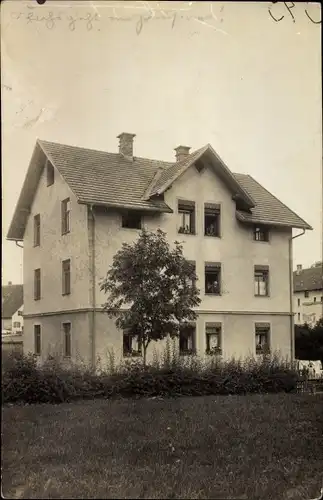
[33,214,41,247]
[123,330,142,357]
[297,298,300,307]
[205,323,222,355]
[204,203,221,237]
[13,321,21,328]
[121,211,142,230]
[61,198,71,235]
[255,323,271,355]
[254,266,269,297]
[253,226,269,242]
[62,322,72,358]
[62,259,71,296]
[177,200,196,235]
[34,268,41,301]
[34,324,41,356]
[205,262,221,295]
[179,323,196,355]
[304,291,309,298]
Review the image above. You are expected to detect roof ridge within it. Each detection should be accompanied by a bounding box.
[38,139,174,166]
[245,174,313,229]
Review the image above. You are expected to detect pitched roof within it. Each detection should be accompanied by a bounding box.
[1,284,23,318]
[234,174,312,230]
[293,265,323,292]
[7,138,312,241]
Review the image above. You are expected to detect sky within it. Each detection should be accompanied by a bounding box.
[1,0,322,285]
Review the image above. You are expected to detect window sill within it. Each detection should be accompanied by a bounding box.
[205,293,221,296]
[204,234,221,238]
[34,297,41,301]
[33,244,40,248]
[253,240,270,244]
[254,294,270,298]
[206,350,222,356]
[123,352,142,358]
[179,350,196,356]
[122,227,142,231]
[62,231,70,236]
[62,292,71,296]
[178,231,196,236]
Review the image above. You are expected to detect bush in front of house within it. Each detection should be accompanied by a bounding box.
[2,350,300,405]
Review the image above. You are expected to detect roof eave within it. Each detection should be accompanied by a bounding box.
[236,211,312,230]
[77,200,173,214]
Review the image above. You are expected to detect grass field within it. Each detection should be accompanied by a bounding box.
[2,393,323,499]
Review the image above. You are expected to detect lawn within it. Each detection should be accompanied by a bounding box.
[2,393,323,499]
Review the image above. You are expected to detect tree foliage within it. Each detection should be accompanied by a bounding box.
[295,318,323,362]
[100,229,201,365]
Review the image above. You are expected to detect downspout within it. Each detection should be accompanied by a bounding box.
[89,205,96,370]
[288,229,306,363]
[15,241,23,248]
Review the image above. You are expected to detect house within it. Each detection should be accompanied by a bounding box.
[7,133,312,367]
[1,283,24,334]
[293,263,323,327]
[2,283,24,359]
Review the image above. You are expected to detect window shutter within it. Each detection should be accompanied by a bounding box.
[205,203,220,215]
[178,200,195,210]
[254,265,269,272]
[255,323,270,329]
[205,262,221,270]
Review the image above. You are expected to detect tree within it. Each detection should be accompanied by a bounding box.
[295,318,323,363]
[100,229,201,367]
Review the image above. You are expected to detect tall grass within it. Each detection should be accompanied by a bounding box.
[2,347,300,405]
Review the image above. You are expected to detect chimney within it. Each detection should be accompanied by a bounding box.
[174,145,191,162]
[117,132,136,158]
[296,264,302,275]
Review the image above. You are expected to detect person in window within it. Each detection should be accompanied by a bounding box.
[206,223,216,236]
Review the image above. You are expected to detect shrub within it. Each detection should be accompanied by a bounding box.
[2,351,300,405]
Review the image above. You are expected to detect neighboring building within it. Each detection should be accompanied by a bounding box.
[293,263,323,327]
[7,134,312,367]
[1,283,24,333]
[2,283,24,359]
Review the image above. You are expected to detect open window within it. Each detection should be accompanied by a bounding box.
[205,323,222,355]
[205,262,221,295]
[204,203,220,237]
[177,200,195,235]
[254,265,269,296]
[122,212,142,229]
[123,330,142,357]
[255,323,270,355]
[179,324,196,355]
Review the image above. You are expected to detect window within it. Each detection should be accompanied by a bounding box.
[34,268,41,300]
[321,296,323,303]
[179,324,196,355]
[47,161,54,186]
[297,313,300,321]
[254,266,269,296]
[61,198,71,234]
[314,297,316,303]
[123,330,142,357]
[304,291,309,298]
[178,200,195,234]
[121,212,142,229]
[254,226,269,242]
[63,323,71,357]
[34,325,41,355]
[297,298,300,307]
[62,259,71,295]
[204,203,220,237]
[13,322,21,328]
[18,310,23,316]
[205,262,221,295]
[33,214,40,246]
[255,324,270,355]
[205,324,222,355]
